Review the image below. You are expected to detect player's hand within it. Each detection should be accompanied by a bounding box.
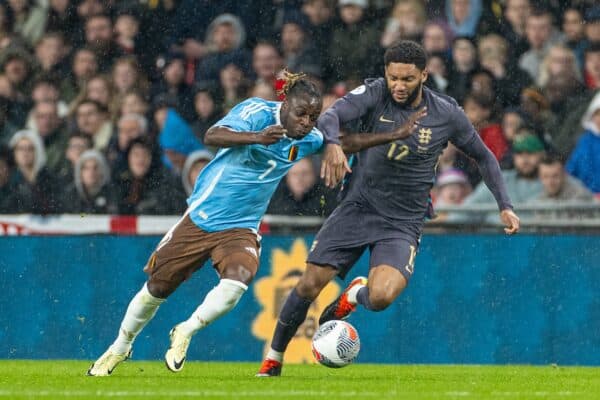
[257,125,286,145]
[321,144,352,188]
[500,208,520,235]
[393,107,427,140]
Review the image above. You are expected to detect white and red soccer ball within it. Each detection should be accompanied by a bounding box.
[311,320,360,368]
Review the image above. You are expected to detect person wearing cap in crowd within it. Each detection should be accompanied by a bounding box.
[460,132,545,222]
[327,0,380,83]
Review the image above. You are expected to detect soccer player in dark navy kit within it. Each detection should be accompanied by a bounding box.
[257,40,521,377]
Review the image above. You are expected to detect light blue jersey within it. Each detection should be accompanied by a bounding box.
[187,97,324,232]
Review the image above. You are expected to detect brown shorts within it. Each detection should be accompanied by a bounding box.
[143,214,260,285]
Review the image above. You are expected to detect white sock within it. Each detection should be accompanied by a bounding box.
[110,283,165,354]
[266,348,283,363]
[347,283,366,304]
[177,279,247,337]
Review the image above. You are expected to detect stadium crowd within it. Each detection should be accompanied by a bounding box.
[0,0,598,217]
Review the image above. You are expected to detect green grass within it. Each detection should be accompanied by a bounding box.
[0,361,599,400]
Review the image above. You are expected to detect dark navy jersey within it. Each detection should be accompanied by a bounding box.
[318,78,512,222]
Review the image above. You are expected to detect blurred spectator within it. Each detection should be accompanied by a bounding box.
[422,21,452,54]
[181,149,214,196]
[111,56,148,97]
[433,168,472,208]
[252,41,283,86]
[53,132,92,185]
[499,0,531,60]
[30,100,68,172]
[75,74,117,118]
[46,0,80,36]
[250,81,277,101]
[519,86,555,144]
[219,62,250,112]
[107,113,148,176]
[280,11,321,77]
[462,132,544,210]
[463,94,508,162]
[191,83,222,145]
[566,95,600,194]
[61,47,98,102]
[445,0,482,37]
[114,9,140,55]
[584,5,600,43]
[519,8,564,80]
[196,14,251,83]
[0,3,14,49]
[0,46,34,101]
[267,157,336,216]
[562,7,587,67]
[8,130,58,214]
[60,149,116,214]
[425,51,449,92]
[584,42,600,89]
[328,0,380,83]
[478,33,531,106]
[114,137,184,215]
[301,0,336,62]
[74,99,113,152]
[0,145,14,212]
[8,0,49,46]
[537,44,582,88]
[544,74,593,155]
[536,153,594,202]
[152,51,194,120]
[381,0,426,47]
[157,108,203,175]
[119,90,150,118]
[27,76,69,126]
[0,95,17,146]
[34,32,68,79]
[446,36,478,104]
[84,13,121,72]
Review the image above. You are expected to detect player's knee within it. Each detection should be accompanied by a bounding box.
[221,264,255,285]
[147,278,176,299]
[296,276,324,300]
[368,288,394,311]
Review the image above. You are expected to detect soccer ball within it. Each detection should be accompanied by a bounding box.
[311,320,360,368]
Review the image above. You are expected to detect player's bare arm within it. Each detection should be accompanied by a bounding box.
[204,125,286,147]
[340,106,427,154]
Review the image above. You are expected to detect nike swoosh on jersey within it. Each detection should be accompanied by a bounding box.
[379,115,394,123]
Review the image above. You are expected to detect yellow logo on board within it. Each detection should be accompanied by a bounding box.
[251,239,341,363]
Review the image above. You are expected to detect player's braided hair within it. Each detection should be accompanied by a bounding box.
[277,69,321,100]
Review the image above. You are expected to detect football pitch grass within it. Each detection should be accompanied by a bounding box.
[1,361,599,400]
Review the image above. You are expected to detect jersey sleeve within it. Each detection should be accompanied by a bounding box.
[317,78,385,144]
[213,98,271,132]
[449,104,478,148]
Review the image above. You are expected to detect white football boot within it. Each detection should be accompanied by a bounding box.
[87,347,131,376]
[164,326,192,372]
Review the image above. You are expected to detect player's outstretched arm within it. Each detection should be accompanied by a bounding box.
[205,125,286,148]
[340,107,427,154]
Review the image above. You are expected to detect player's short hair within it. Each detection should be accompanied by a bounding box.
[277,69,321,101]
[384,40,427,70]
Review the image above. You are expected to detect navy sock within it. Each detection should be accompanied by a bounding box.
[356,286,378,311]
[271,288,312,352]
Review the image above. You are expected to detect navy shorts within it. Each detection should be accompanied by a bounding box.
[307,202,422,281]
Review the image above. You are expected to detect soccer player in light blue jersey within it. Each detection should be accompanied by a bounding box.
[88,71,349,376]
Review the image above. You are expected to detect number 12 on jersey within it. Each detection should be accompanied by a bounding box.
[387,143,409,161]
